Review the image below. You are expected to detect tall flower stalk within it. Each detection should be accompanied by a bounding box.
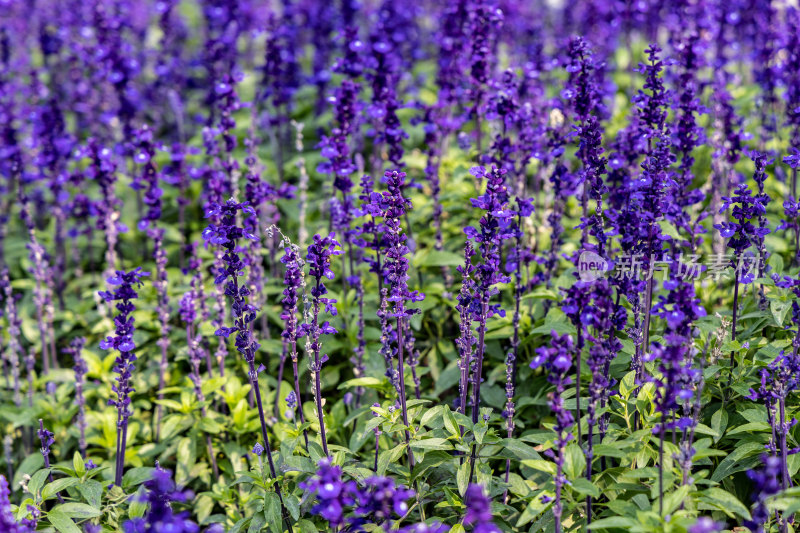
[21,201,56,374]
[714,180,769,392]
[179,276,219,477]
[530,331,575,533]
[371,170,424,470]
[65,337,88,456]
[98,267,148,487]
[581,280,622,522]
[1,270,21,409]
[37,420,62,503]
[503,197,533,502]
[202,200,284,499]
[277,230,309,449]
[648,268,705,514]
[464,165,514,482]
[300,233,341,457]
[151,229,171,442]
[456,243,477,418]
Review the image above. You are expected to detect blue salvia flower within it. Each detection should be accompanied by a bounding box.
[715,183,770,282]
[456,242,477,417]
[750,151,773,301]
[203,200,284,500]
[299,233,341,457]
[530,331,574,533]
[278,234,309,448]
[744,455,782,533]
[688,516,724,533]
[351,476,415,530]
[0,474,32,532]
[647,267,706,513]
[21,199,56,375]
[463,484,499,533]
[370,170,423,468]
[99,267,148,486]
[464,164,515,482]
[132,124,163,231]
[122,467,197,533]
[747,346,800,496]
[299,459,355,528]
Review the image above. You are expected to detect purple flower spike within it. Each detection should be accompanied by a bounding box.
[531,331,574,533]
[121,467,197,533]
[464,484,499,533]
[99,267,148,487]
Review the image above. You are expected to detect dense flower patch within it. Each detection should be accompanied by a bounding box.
[1,1,800,532]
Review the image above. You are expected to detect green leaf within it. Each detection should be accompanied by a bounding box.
[712,441,765,481]
[521,459,557,476]
[661,485,690,516]
[570,478,600,498]
[51,503,102,519]
[27,468,50,498]
[502,439,541,461]
[727,422,771,435]
[699,488,751,520]
[284,494,301,522]
[771,300,791,327]
[229,518,251,533]
[410,438,453,451]
[198,418,225,434]
[589,516,639,529]
[457,460,470,496]
[76,480,102,508]
[618,371,636,399]
[176,437,197,486]
[413,249,466,267]
[593,444,626,459]
[42,478,80,501]
[419,406,443,428]
[337,377,388,390]
[47,509,81,533]
[247,511,266,533]
[123,467,156,489]
[13,454,44,490]
[264,492,282,532]
[443,407,460,437]
[521,288,560,301]
[710,408,728,443]
[516,490,553,527]
[563,443,585,480]
[377,444,405,476]
[296,519,319,533]
[72,452,85,478]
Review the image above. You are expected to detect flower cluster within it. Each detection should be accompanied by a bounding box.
[299,459,355,527]
[465,165,514,318]
[0,475,32,533]
[372,170,424,318]
[464,484,500,533]
[715,183,770,282]
[122,467,197,533]
[300,233,341,456]
[279,234,309,446]
[301,459,419,530]
[744,455,782,533]
[132,124,163,231]
[98,267,149,486]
